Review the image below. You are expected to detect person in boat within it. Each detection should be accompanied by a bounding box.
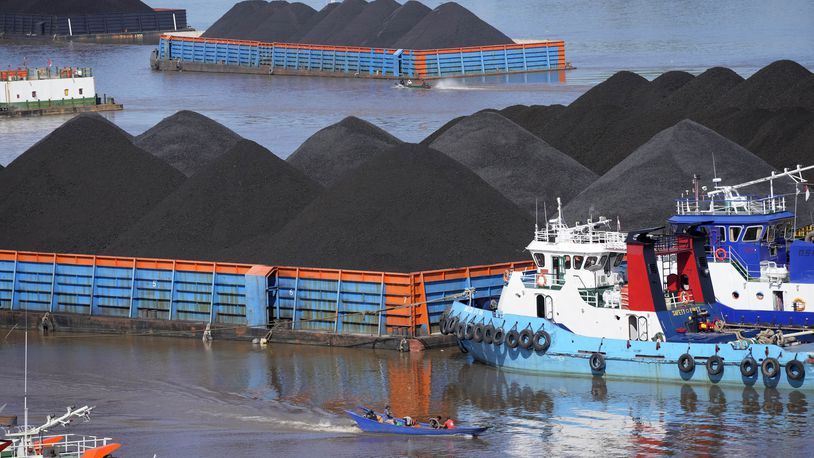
[384,405,393,420]
[363,409,379,421]
[443,417,455,429]
[407,79,413,87]
[399,78,405,86]
[430,416,443,429]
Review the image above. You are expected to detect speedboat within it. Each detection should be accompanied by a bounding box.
[346,408,487,437]
[394,79,431,90]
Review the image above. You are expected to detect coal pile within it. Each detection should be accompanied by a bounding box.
[286,116,402,187]
[365,0,430,47]
[250,2,317,42]
[429,111,596,215]
[223,143,534,272]
[0,114,185,254]
[317,0,399,46]
[134,110,243,177]
[0,0,154,14]
[393,2,513,49]
[563,120,784,230]
[104,140,322,261]
[299,0,369,45]
[204,1,514,49]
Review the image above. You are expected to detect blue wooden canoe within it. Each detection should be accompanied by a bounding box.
[346,410,488,437]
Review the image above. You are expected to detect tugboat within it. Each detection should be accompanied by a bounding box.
[442,217,814,388]
[669,165,814,336]
[394,78,431,90]
[468,200,728,344]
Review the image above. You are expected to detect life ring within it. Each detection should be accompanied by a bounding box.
[706,355,724,376]
[679,291,691,305]
[678,353,695,373]
[792,297,806,312]
[532,330,551,353]
[714,247,728,261]
[492,327,505,346]
[786,359,805,381]
[536,274,547,288]
[740,356,758,377]
[589,352,606,372]
[761,357,780,378]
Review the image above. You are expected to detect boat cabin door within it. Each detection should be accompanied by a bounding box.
[537,294,554,320]
[773,291,784,311]
[628,315,649,341]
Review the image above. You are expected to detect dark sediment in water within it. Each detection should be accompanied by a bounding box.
[224,143,533,272]
[104,140,321,261]
[563,120,786,230]
[393,2,514,49]
[0,114,185,254]
[286,116,402,187]
[0,0,153,14]
[134,110,243,177]
[298,0,368,45]
[429,111,597,215]
[364,0,430,47]
[328,0,400,46]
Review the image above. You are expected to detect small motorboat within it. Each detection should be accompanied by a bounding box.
[346,408,487,437]
[394,79,431,90]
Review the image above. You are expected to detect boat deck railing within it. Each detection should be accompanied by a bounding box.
[7,434,112,455]
[520,270,565,290]
[534,227,627,250]
[675,194,786,216]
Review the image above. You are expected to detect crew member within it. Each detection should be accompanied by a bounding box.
[443,417,455,429]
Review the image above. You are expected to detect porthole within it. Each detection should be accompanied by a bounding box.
[756,292,764,300]
[732,291,740,299]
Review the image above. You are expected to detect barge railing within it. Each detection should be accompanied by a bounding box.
[0,249,532,337]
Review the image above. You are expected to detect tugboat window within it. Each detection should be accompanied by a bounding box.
[599,255,609,273]
[714,226,726,242]
[742,226,762,242]
[729,226,743,242]
[613,255,624,267]
[573,255,584,269]
[533,253,545,268]
[584,256,597,269]
[767,225,776,241]
[564,255,571,269]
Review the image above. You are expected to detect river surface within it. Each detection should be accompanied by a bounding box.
[1,0,813,165]
[0,332,811,457]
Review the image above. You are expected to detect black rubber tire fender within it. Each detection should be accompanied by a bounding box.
[473,323,485,343]
[483,324,495,345]
[785,359,805,381]
[455,322,466,340]
[761,357,780,378]
[519,329,534,350]
[706,355,724,376]
[439,313,449,335]
[589,352,606,372]
[740,356,758,377]
[464,322,476,340]
[532,330,551,353]
[506,330,520,349]
[492,328,505,346]
[678,353,695,373]
[447,316,459,334]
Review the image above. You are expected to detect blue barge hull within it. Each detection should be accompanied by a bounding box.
[450,303,814,390]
